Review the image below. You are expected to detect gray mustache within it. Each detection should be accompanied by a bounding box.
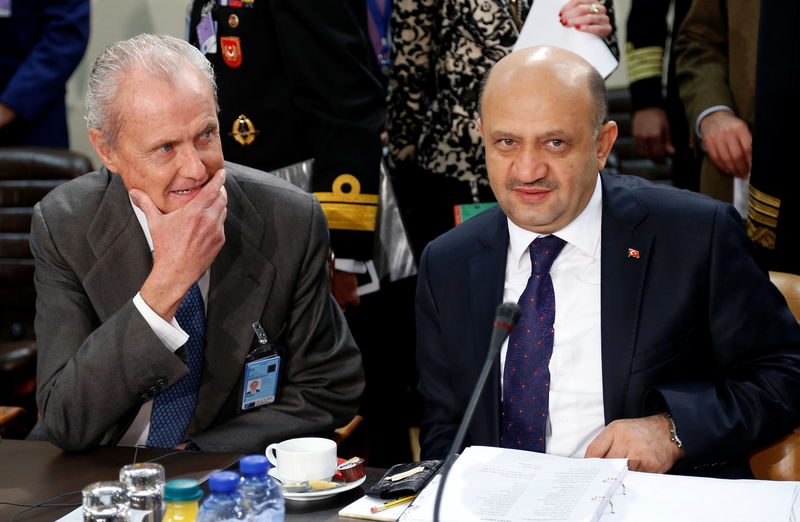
[505,178,558,191]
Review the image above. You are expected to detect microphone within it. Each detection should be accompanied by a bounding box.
[488,301,523,360]
[432,302,521,522]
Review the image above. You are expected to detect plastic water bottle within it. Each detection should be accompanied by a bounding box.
[238,455,285,521]
[163,479,203,522]
[197,471,243,522]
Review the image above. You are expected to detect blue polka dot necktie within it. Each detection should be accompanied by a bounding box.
[501,235,566,452]
[146,282,206,448]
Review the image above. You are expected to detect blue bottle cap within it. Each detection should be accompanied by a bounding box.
[164,479,203,502]
[208,471,241,492]
[239,455,269,475]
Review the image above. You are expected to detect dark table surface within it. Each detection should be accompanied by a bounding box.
[0,438,386,521]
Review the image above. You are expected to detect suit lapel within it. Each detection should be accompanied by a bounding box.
[189,173,275,434]
[77,168,274,436]
[599,175,653,422]
[468,207,509,446]
[83,170,152,321]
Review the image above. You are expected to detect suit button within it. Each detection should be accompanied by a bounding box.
[156,378,167,389]
[140,383,161,401]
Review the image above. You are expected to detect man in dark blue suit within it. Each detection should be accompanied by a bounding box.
[416,46,800,478]
[0,0,89,147]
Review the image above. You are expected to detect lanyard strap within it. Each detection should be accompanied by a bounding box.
[366,0,389,42]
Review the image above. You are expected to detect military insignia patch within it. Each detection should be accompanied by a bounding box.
[314,174,379,232]
[230,114,260,146]
[220,36,242,68]
[228,14,239,28]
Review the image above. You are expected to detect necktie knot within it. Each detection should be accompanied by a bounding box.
[530,235,566,274]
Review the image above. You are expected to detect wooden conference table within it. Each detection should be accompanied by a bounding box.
[0,438,386,521]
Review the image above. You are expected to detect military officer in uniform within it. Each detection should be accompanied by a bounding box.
[187,0,416,466]
[625,0,699,192]
[187,0,385,306]
[674,0,759,213]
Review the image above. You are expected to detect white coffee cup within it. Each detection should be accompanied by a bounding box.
[265,437,337,482]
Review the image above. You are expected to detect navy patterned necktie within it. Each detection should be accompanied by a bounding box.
[147,282,206,448]
[501,235,566,452]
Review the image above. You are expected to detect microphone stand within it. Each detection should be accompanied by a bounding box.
[432,302,521,522]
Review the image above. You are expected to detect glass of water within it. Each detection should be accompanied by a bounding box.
[82,480,130,521]
[119,462,165,522]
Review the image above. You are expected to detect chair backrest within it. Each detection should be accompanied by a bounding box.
[748,271,800,480]
[0,147,92,338]
[0,147,93,435]
[768,271,800,322]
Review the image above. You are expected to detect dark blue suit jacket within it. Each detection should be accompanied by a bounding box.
[416,173,800,478]
[0,0,89,147]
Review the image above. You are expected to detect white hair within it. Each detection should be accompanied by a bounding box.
[86,33,217,146]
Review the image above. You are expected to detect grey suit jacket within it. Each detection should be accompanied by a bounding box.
[29,162,364,453]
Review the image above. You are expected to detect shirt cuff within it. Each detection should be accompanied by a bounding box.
[133,292,189,352]
[334,258,368,274]
[696,106,734,138]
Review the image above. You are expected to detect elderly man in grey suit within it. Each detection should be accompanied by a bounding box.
[28,34,364,453]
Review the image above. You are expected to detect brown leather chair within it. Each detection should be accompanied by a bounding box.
[748,271,800,480]
[0,147,92,437]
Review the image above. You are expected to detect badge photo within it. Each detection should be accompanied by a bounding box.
[220,36,242,68]
[238,322,285,413]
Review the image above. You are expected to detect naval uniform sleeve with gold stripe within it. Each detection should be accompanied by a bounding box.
[625,0,671,113]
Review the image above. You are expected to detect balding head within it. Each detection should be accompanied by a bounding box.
[477,46,617,234]
[480,46,608,137]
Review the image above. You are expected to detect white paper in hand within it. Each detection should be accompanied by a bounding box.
[513,0,618,78]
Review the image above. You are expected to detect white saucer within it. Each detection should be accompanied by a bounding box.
[268,467,366,501]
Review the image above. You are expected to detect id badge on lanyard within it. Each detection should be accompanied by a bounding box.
[196,0,217,54]
[454,179,497,225]
[238,322,285,412]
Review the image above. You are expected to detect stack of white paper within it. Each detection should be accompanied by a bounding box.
[399,446,800,522]
[400,446,627,522]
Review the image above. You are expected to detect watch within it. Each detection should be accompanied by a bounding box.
[660,412,683,448]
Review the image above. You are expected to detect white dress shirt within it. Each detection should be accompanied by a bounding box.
[500,174,605,458]
[118,199,210,446]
